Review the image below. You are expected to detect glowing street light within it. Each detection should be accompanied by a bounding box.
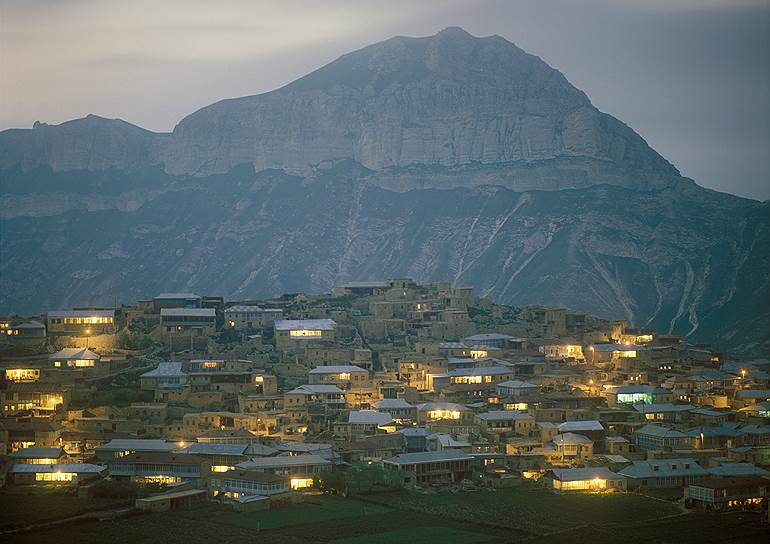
[85,328,91,348]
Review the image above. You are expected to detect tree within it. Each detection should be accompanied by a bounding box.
[117,331,153,350]
[314,471,347,495]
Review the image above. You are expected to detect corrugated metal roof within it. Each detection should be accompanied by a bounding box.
[384,450,472,465]
[237,454,331,469]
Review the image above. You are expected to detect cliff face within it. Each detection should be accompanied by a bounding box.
[0,28,767,353]
[162,27,678,186]
[0,115,164,172]
[0,28,678,191]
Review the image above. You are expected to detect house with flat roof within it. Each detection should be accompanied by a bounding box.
[274,319,337,348]
[10,446,67,464]
[109,451,211,486]
[152,293,202,312]
[225,305,282,329]
[94,438,177,460]
[476,411,535,436]
[373,398,416,423]
[416,402,473,425]
[334,410,395,440]
[547,467,627,493]
[210,470,291,502]
[686,476,769,511]
[140,362,187,390]
[383,450,472,485]
[463,333,519,349]
[495,379,538,399]
[284,385,346,408]
[308,365,369,388]
[557,420,607,453]
[8,462,104,485]
[160,308,216,335]
[0,383,69,414]
[236,453,332,490]
[432,366,515,395]
[46,309,116,336]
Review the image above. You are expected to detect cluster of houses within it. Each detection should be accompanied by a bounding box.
[0,279,768,514]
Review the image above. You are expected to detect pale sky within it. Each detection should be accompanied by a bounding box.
[1,0,768,200]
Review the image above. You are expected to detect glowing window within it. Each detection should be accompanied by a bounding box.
[289,330,322,337]
[290,477,314,490]
[36,472,74,482]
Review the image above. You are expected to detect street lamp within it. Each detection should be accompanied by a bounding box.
[85,328,91,349]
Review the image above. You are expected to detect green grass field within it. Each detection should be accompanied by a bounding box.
[0,489,125,529]
[362,483,681,534]
[2,486,767,544]
[335,526,496,544]
[216,496,392,530]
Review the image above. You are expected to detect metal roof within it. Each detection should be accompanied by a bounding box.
[347,411,393,425]
[550,467,621,481]
[707,463,769,477]
[10,447,64,459]
[447,366,512,377]
[634,424,688,438]
[237,454,331,469]
[49,348,100,360]
[384,450,472,465]
[47,309,114,318]
[225,305,264,313]
[497,380,538,389]
[309,365,367,374]
[620,459,707,479]
[160,308,215,317]
[286,384,344,395]
[178,443,248,456]
[633,403,695,414]
[10,463,104,474]
[477,410,533,421]
[274,319,336,331]
[141,362,186,378]
[463,333,516,342]
[154,293,201,300]
[558,420,605,432]
[96,439,176,452]
[553,433,593,445]
[373,398,414,409]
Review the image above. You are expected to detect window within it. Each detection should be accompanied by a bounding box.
[36,472,74,482]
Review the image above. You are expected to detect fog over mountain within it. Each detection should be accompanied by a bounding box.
[1,28,768,354]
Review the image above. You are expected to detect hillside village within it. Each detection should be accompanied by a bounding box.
[0,279,768,528]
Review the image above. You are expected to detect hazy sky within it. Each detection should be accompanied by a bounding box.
[1,0,768,200]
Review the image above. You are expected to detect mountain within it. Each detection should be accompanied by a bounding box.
[0,28,768,354]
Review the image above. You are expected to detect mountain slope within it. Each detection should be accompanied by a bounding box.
[0,162,766,353]
[0,28,767,354]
